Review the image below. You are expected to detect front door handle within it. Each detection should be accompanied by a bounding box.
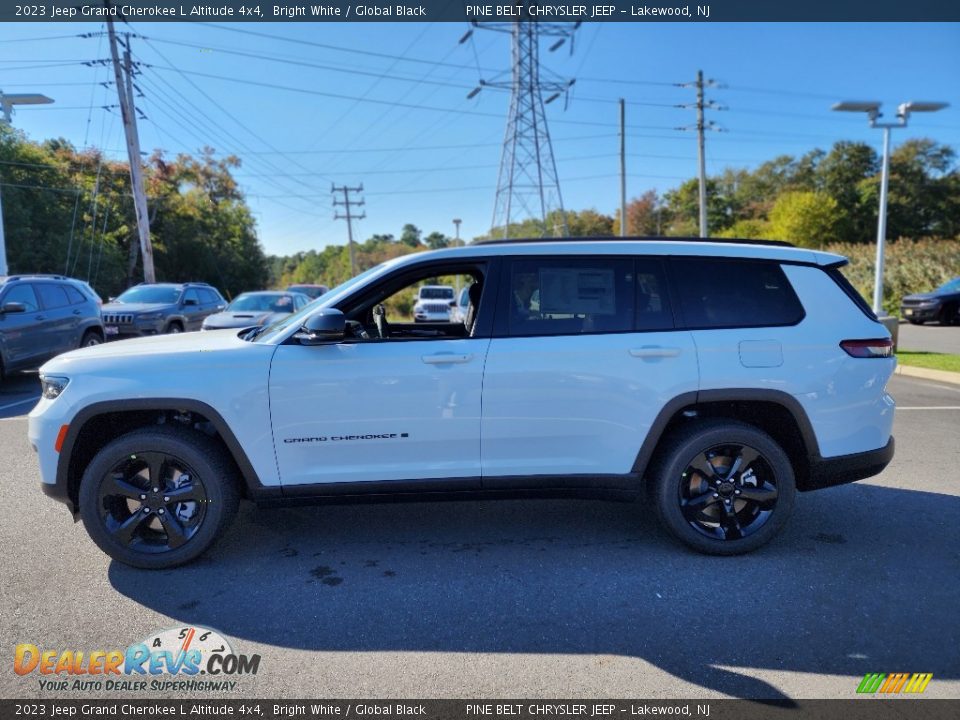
[629,346,682,358]
[422,353,474,365]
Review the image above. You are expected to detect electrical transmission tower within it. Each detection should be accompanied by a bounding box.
[332,184,365,276]
[466,4,579,238]
[677,70,726,238]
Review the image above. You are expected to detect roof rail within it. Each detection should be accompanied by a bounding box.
[6,273,69,281]
[473,236,795,248]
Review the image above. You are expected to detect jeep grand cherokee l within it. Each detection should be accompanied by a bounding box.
[29,239,895,568]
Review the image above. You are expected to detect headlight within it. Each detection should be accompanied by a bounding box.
[137,312,162,321]
[40,375,70,400]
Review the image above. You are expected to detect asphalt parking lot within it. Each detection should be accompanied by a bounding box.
[898,321,960,354]
[1,374,958,701]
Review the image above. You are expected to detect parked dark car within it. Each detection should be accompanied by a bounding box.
[900,277,960,325]
[0,274,104,380]
[201,291,311,330]
[101,282,226,339]
[286,283,329,300]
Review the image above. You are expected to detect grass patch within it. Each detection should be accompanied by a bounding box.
[896,350,960,373]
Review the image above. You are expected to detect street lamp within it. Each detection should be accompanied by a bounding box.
[832,99,949,315]
[0,91,55,275]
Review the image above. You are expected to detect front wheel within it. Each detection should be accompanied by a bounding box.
[78,426,240,569]
[650,420,796,555]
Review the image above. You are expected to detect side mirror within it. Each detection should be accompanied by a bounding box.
[183,298,199,307]
[295,309,345,345]
[1,302,26,314]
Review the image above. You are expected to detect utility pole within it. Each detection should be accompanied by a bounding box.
[0,91,54,275]
[107,15,155,282]
[678,70,724,238]
[619,98,627,237]
[332,184,365,276]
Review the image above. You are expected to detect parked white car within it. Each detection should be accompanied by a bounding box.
[29,238,895,568]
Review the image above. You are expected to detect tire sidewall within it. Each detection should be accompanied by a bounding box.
[653,420,796,555]
[78,427,236,569]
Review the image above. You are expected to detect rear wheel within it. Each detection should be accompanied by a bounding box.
[166,321,183,334]
[80,329,102,348]
[78,426,240,569]
[650,420,796,555]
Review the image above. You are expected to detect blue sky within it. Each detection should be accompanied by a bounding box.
[2,21,959,257]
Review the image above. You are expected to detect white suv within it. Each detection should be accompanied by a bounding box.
[29,239,895,568]
[413,284,456,322]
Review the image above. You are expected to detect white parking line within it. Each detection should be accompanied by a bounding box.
[0,396,40,412]
[896,406,960,410]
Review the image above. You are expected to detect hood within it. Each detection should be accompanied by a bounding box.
[101,301,174,314]
[902,292,941,302]
[40,328,256,373]
[203,311,282,329]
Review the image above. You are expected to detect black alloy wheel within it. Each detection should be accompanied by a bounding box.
[79,426,239,568]
[678,443,778,541]
[651,419,796,555]
[97,451,208,553]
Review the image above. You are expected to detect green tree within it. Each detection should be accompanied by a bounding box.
[399,223,422,248]
[768,191,841,248]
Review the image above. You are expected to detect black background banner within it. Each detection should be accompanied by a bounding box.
[1,0,959,23]
[2,700,960,720]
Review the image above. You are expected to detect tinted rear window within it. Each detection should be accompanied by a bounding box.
[671,257,804,329]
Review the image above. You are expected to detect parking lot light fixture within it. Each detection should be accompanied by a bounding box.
[0,91,55,276]
[832,99,949,314]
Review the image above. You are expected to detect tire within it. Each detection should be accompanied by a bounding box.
[166,321,183,334]
[80,329,102,348]
[939,304,958,326]
[78,426,240,569]
[650,419,796,555]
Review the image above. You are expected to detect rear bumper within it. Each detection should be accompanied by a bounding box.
[804,437,894,491]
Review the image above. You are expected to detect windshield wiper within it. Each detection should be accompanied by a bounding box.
[243,326,265,341]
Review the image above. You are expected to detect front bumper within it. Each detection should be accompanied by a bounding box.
[805,437,895,491]
[901,305,940,321]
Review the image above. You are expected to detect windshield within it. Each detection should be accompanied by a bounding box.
[937,278,960,293]
[420,287,454,300]
[228,293,293,312]
[250,262,389,343]
[115,286,181,305]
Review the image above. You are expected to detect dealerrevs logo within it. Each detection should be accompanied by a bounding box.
[14,626,260,692]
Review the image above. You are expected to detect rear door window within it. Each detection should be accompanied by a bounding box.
[36,283,71,310]
[670,257,805,329]
[505,257,634,336]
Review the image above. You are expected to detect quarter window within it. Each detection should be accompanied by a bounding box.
[65,285,87,305]
[671,257,804,328]
[506,258,634,336]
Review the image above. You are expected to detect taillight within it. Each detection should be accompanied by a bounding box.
[840,338,893,358]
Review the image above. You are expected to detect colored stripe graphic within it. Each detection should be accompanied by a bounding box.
[857,673,886,693]
[856,672,932,694]
[903,673,933,694]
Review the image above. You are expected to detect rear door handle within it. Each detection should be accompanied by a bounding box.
[629,346,682,358]
[422,353,474,365]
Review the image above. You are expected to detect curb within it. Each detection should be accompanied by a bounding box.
[895,364,960,386]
